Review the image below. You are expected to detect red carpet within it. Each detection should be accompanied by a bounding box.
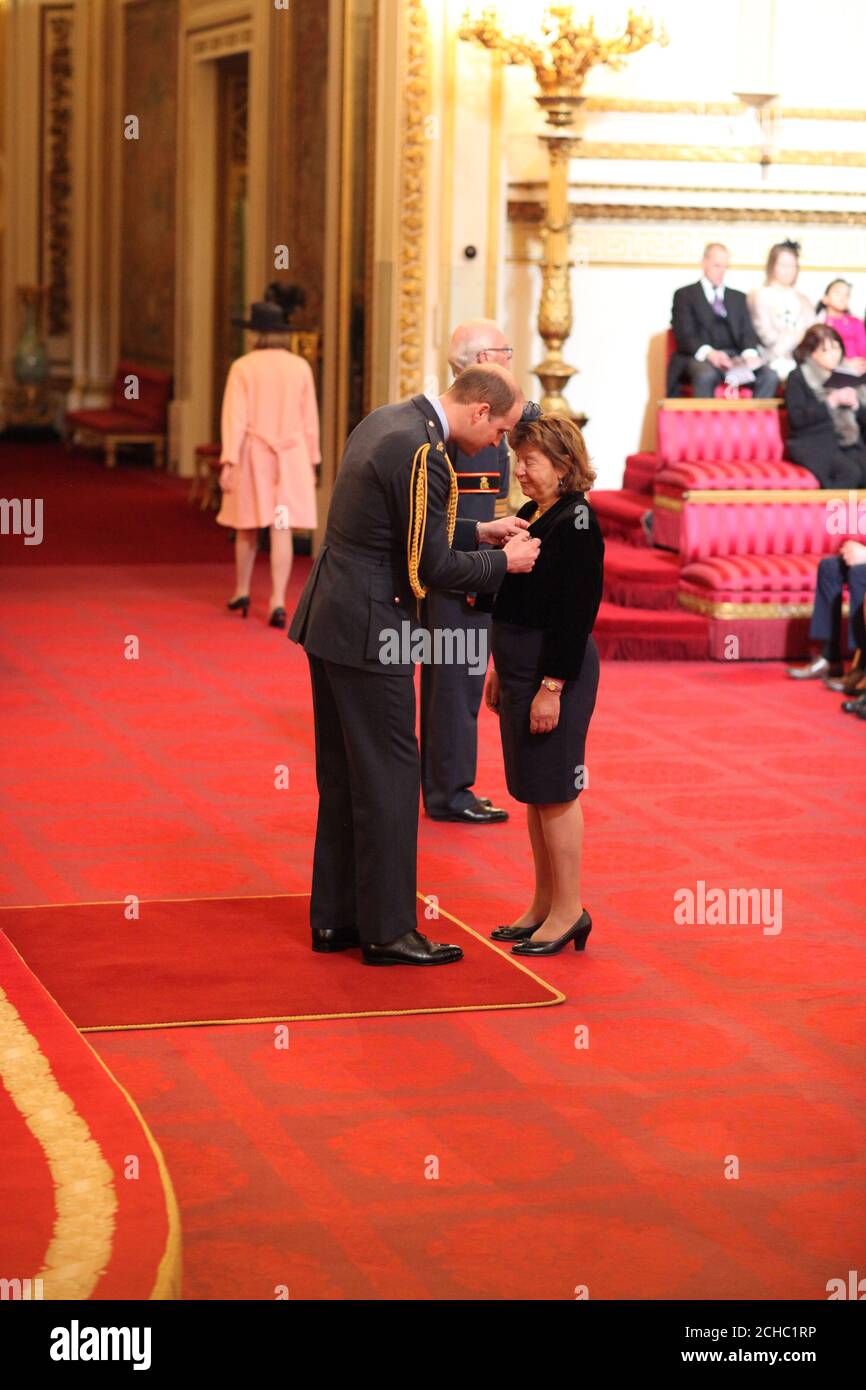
[0,440,226,566]
[3,441,865,1299]
[0,894,561,1030]
[0,934,180,1298]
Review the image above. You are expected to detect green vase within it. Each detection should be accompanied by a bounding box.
[14,302,49,386]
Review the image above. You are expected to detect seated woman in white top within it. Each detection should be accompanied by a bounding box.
[747,240,816,382]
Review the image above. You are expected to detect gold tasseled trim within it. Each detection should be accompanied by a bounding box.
[0,987,117,1299]
[679,592,817,618]
[407,442,458,600]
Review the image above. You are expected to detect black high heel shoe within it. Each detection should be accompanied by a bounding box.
[268,607,287,629]
[511,909,592,956]
[227,596,250,619]
[490,921,542,942]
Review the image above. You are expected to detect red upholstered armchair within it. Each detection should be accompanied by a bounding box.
[65,362,172,469]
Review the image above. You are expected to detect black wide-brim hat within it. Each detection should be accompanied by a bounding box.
[232,301,289,333]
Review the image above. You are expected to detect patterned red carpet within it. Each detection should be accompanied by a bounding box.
[0,935,180,1299]
[1,441,865,1299]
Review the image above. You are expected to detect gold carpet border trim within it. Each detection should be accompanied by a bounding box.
[0,984,117,1299]
[84,1044,182,1300]
[1,934,182,1300]
[653,494,682,511]
[0,891,311,912]
[3,893,564,1032]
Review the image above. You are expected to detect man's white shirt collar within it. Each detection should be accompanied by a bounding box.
[701,276,725,303]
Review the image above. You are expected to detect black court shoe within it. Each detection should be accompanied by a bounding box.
[511,910,592,957]
[227,595,250,619]
[490,921,542,943]
[268,607,287,629]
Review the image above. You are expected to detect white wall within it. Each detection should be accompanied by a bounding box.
[437,0,866,489]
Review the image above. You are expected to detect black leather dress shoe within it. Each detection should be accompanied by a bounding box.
[841,693,866,714]
[490,921,542,942]
[362,929,463,966]
[311,925,361,953]
[428,803,508,824]
[511,910,592,956]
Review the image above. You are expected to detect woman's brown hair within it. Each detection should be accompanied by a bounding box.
[765,239,801,285]
[509,415,596,493]
[794,323,844,364]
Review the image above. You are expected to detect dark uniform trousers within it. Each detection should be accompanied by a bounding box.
[308,654,419,945]
[420,591,490,816]
[419,436,509,816]
[288,394,507,946]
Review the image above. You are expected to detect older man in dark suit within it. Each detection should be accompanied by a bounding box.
[421,319,517,826]
[668,242,778,398]
[288,364,539,966]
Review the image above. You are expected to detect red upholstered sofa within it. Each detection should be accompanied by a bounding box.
[650,400,817,550]
[677,497,866,658]
[65,362,172,469]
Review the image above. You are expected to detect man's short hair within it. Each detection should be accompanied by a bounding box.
[446,365,521,418]
[703,241,729,259]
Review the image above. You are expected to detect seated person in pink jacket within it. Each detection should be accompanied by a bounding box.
[817,278,866,373]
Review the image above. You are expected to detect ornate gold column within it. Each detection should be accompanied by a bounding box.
[459,4,666,417]
[534,125,579,415]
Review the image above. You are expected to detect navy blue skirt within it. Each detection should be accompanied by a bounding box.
[491,621,599,805]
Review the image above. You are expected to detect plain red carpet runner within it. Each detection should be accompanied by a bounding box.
[0,894,562,1031]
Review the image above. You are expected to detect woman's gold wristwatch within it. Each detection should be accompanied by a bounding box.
[541,678,563,693]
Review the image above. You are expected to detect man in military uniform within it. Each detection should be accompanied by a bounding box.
[421,319,528,824]
[288,364,540,966]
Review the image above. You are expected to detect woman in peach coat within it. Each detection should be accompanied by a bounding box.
[217,302,321,627]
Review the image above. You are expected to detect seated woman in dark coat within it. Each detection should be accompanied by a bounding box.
[479,415,604,958]
[785,324,866,488]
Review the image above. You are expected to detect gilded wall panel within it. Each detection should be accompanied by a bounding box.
[119,0,179,370]
[281,1,327,332]
[40,5,73,350]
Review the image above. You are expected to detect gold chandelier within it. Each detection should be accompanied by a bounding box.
[459,5,667,415]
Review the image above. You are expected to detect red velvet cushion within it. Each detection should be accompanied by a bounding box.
[65,409,162,433]
[680,553,824,605]
[656,458,818,493]
[681,556,822,594]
